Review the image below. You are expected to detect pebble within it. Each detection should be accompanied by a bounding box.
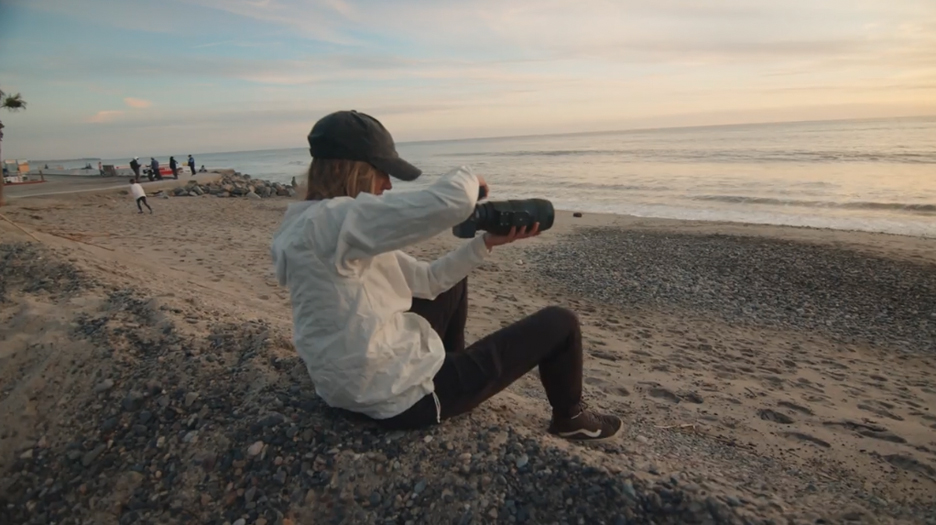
[516,454,529,469]
[184,392,199,407]
[94,379,115,393]
[233,519,246,525]
[247,441,264,456]
[20,449,33,460]
[182,431,198,443]
[81,444,106,467]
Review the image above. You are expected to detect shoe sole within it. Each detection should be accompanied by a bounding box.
[549,423,623,444]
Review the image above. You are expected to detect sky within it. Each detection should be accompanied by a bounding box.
[0,0,934,160]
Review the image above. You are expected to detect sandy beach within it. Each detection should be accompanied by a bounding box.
[1,177,934,524]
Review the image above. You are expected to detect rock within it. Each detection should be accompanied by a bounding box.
[413,479,427,494]
[286,188,297,198]
[20,449,33,460]
[138,410,152,424]
[191,185,204,196]
[247,191,261,200]
[233,519,246,525]
[573,212,583,218]
[184,392,199,407]
[516,454,529,468]
[219,192,230,198]
[244,486,257,503]
[101,417,119,432]
[273,468,287,485]
[248,440,264,456]
[82,444,106,466]
[94,379,115,393]
[122,391,145,411]
[182,431,198,443]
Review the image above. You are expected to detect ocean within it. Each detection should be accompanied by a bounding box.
[91,116,935,237]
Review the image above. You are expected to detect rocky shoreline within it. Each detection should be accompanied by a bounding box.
[525,226,936,353]
[159,173,297,200]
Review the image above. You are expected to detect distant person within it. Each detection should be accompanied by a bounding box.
[198,165,207,173]
[150,157,160,181]
[129,179,152,214]
[98,161,103,176]
[169,156,179,179]
[187,155,196,175]
[130,157,141,180]
[290,176,297,188]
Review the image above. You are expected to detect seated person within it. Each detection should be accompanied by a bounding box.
[271,111,622,442]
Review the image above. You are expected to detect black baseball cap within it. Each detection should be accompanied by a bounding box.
[307,110,421,181]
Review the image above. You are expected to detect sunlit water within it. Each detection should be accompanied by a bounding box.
[88,117,936,237]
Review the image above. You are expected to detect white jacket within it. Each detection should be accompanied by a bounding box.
[270,167,490,420]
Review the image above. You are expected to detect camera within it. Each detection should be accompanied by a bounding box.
[452,186,555,239]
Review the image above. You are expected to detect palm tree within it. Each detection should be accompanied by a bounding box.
[1,87,28,207]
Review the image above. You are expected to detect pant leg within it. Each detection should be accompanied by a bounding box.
[136,197,143,212]
[381,306,583,430]
[408,278,468,353]
[141,197,152,211]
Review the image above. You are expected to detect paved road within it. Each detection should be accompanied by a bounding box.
[5,173,219,200]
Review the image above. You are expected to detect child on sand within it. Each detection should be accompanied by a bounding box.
[129,179,152,214]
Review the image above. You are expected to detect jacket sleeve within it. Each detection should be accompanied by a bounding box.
[334,166,481,265]
[393,236,490,299]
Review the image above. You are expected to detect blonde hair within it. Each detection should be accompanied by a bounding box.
[305,158,381,200]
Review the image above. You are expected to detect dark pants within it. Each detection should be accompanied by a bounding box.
[136,196,152,212]
[379,278,584,430]
[189,164,195,175]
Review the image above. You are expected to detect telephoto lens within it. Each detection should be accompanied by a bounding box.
[452,187,555,239]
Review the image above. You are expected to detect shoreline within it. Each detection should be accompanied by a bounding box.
[6,172,935,241]
[1,182,934,523]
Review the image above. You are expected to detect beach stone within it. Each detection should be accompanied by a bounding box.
[287,188,297,198]
[94,379,115,393]
[248,440,264,456]
[247,191,261,200]
[184,392,199,407]
[82,444,106,466]
[121,391,145,411]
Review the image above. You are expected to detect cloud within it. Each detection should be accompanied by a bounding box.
[124,97,152,109]
[86,110,124,123]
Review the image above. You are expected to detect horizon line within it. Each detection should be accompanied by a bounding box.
[24,113,936,162]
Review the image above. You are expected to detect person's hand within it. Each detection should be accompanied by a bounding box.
[483,223,541,250]
[476,175,489,200]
